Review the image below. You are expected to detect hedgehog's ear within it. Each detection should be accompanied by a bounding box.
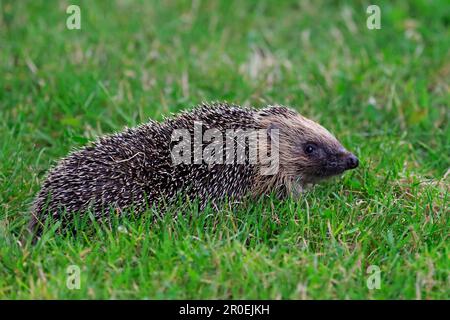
[267,123,280,145]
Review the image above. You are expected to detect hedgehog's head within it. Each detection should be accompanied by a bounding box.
[256,106,358,194]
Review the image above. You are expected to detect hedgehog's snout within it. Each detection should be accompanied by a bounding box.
[325,150,359,176]
[344,153,359,170]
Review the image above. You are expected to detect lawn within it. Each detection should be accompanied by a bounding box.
[0,0,448,299]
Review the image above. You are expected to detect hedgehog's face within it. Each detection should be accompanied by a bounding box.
[293,140,358,183]
[256,106,359,193]
[262,109,359,184]
[283,115,359,184]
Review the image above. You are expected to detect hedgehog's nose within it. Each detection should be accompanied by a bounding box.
[345,154,359,170]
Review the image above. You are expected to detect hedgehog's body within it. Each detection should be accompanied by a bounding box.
[30,103,358,236]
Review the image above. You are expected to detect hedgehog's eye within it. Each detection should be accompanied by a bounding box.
[304,144,316,155]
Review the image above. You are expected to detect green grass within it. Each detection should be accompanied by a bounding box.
[0,0,449,299]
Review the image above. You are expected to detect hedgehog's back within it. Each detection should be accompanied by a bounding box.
[29,103,261,239]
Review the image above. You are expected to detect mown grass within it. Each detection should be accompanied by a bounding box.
[0,0,448,299]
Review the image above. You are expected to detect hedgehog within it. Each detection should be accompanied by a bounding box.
[29,102,358,237]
